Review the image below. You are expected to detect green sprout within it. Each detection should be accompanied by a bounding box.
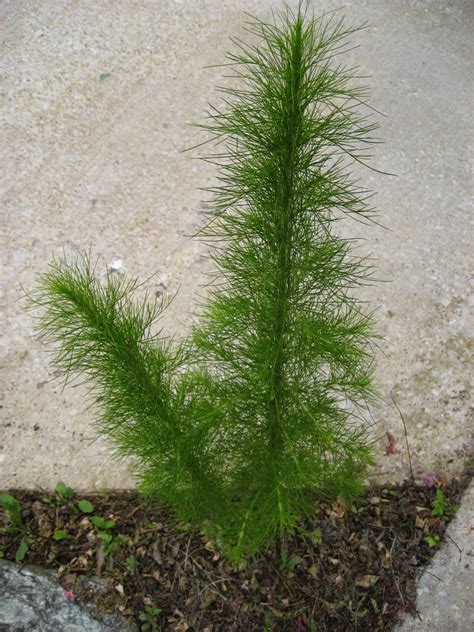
[55,481,75,502]
[0,493,24,532]
[0,493,30,562]
[139,605,162,630]
[431,488,458,518]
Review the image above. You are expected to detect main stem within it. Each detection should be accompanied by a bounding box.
[268,19,303,469]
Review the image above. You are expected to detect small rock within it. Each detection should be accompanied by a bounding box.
[0,560,137,631]
[109,259,123,273]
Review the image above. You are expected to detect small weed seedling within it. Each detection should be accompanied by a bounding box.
[0,493,23,533]
[54,481,82,516]
[91,515,123,558]
[431,488,458,518]
[139,605,162,631]
[279,548,303,573]
[423,487,458,548]
[91,515,116,530]
[126,554,138,576]
[52,529,72,541]
[0,493,29,562]
[55,481,75,503]
[424,533,441,548]
[77,499,94,514]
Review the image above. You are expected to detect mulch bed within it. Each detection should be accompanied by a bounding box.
[1,474,471,631]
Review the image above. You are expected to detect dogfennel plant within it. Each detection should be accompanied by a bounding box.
[30,5,381,560]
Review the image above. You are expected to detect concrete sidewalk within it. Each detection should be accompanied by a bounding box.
[1,0,472,490]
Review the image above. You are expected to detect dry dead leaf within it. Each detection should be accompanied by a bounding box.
[171,542,181,557]
[77,555,89,568]
[172,609,190,632]
[355,574,379,588]
[150,541,162,565]
[96,544,105,576]
[40,529,52,539]
[415,516,425,529]
[202,592,217,608]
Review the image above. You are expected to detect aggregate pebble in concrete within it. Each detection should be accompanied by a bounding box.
[1,0,473,490]
[0,559,137,631]
[397,479,474,632]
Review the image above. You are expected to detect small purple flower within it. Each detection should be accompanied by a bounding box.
[425,474,435,488]
[63,590,77,602]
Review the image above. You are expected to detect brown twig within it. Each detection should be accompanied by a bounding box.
[423,569,443,582]
[123,503,144,521]
[391,391,415,484]
[389,537,405,607]
[183,533,193,571]
[445,533,463,560]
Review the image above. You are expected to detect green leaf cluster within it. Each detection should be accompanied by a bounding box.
[431,488,458,517]
[29,5,380,560]
[55,481,75,501]
[0,493,29,561]
[0,494,23,532]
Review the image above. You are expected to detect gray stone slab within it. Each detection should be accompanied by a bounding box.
[0,560,136,631]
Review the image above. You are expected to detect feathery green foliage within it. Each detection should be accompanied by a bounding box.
[29,5,381,561]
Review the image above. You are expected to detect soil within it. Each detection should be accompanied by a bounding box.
[1,474,471,631]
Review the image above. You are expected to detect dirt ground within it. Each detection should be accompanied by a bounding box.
[1,0,473,490]
[2,478,469,631]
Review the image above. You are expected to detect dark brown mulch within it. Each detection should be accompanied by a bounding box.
[0,474,471,632]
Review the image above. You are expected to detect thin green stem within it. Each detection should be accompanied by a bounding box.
[268,16,303,464]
